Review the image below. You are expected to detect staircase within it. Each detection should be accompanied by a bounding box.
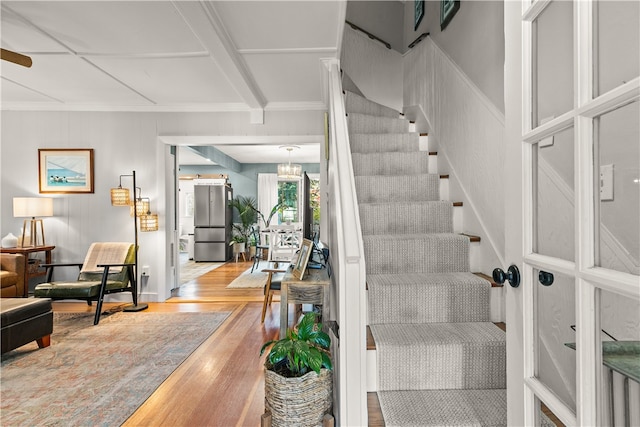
[345,91,507,426]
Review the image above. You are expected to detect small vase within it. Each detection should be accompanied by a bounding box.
[1,232,18,248]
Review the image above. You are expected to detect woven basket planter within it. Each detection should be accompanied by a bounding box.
[264,368,332,427]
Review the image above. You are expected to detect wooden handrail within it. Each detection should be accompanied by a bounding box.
[408,32,429,49]
[345,20,391,49]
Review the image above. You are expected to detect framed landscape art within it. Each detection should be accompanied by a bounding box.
[38,148,94,194]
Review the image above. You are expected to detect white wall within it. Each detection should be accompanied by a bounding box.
[340,26,404,112]
[403,37,505,272]
[0,109,324,301]
[345,1,405,52]
[0,111,164,299]
[406,0,504,113]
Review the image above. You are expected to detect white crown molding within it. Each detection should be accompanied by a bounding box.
[264,101,327,111]
[238,47,337,55]
[160,135,323,146]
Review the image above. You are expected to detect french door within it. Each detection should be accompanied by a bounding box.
[506,0,640,425]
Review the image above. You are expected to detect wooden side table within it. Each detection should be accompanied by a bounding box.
[280,266,330,338]
[0,245,55,297]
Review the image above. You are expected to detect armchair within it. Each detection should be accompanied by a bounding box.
[0,253,26,298]
[34,242,137,325]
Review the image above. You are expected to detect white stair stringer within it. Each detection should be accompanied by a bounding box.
[345,90,507,425]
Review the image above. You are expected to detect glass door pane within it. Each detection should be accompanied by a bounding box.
[594,1,640,97]
[598,287,640,426]
[534,0,574,127]
[535,268,577,413]
[595,100,640,274]
[534,126,575,261]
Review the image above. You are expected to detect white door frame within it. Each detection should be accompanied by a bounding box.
[506,0,640,425]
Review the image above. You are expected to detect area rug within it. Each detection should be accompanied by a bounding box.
[226,266,268,288]
[180,258,224,284]
[0,310,230,426]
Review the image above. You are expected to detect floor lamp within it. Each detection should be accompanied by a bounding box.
[110,170,148,312]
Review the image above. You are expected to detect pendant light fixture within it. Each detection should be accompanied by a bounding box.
[277,145,302,180]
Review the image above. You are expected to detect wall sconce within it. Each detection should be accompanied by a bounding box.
[13,197,54,247]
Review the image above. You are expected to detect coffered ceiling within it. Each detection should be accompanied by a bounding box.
[0,1,345,165]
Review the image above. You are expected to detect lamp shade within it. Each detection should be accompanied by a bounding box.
[139,213,159,232]
[110,187,131,206]
[130,199,150,217]
[13,197,53,218]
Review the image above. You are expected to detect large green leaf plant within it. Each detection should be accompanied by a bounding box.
[260,312,332,378]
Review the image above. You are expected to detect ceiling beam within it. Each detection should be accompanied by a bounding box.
[173,1,266,122]
[186,146,242,172]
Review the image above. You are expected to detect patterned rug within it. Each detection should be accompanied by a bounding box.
[226,266,269,288]
[180,254,224,285]
[0,310,230,426]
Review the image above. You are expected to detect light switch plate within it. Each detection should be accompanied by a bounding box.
[600,164,614,201]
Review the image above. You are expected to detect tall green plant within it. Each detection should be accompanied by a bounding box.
[254,202,284,229]
[260,312,332,378]
[229,196,257,244]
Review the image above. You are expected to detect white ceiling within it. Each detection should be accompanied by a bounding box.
[0,1,345,165]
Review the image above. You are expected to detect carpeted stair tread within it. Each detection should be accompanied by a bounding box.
[355,174,440,203]
[367,272,490,324]
[370,322,506,390]
[359,201,453,235]
[350,133,419,154]
[351,152,430,176]
[345,90,401,119]
[348,113,409,134]
[364,233,469,274]
[377,389,507,426]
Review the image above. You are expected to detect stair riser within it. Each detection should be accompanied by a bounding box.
[368,283,490,324]
[375,342,506,391]
[348,114,409,134]
[355,175,440,203]
[358,202,453,235]
[352,152,431,176]
[350,133,419,154]
[345,92,401,119]
[364,235,470,274]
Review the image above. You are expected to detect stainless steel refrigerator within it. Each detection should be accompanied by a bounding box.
[193,184,232,262]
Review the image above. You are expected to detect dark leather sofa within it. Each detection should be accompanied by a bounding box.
[1,297,53,354]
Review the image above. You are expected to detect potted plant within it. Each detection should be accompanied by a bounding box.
[229,196,257,257]
[230,234,246,258]
[260,312,333,426]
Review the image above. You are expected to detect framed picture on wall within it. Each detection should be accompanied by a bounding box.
[414,0,424,30]
[38,148,94,193]
[440,0,460,31]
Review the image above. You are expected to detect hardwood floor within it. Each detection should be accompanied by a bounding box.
[52,260,287,427]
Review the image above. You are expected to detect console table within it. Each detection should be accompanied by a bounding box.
[280,266,330,338]
[0,245,55,297]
